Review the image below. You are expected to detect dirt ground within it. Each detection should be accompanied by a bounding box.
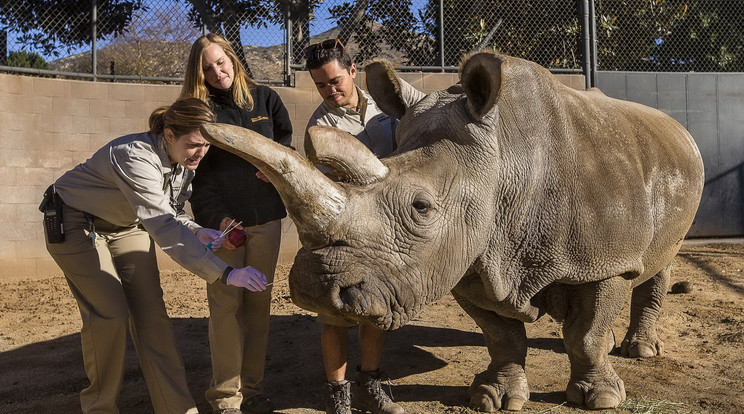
[1,242,743,414]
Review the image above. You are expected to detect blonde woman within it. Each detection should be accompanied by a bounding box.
[180,34,293,414]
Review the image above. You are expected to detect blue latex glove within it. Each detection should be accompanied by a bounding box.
[196,228,224,251]
[225,267,268,291]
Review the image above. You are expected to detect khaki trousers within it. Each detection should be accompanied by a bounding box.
[205,219,282,410]
[45,205,197,414]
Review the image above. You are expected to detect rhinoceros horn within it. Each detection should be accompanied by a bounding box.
[199,123,347,248]
[305,125,388,185]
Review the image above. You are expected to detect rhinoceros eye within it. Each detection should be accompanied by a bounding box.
[412,199,431,214]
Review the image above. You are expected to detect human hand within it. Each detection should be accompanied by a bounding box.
[220,217,244,250]
[225,266,267,291]
[256,170,270,183]
[196,228,224,251]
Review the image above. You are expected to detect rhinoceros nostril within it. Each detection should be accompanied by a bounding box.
[338,283,363,309]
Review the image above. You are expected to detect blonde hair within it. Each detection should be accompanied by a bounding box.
[180,33,256,110]
[149,97,216,137]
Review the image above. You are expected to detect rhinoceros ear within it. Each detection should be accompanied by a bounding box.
[460,52,503,121]
[365,59,425,120]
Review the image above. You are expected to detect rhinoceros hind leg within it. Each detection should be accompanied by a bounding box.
[620,264,670,358]
[563,276,629,409]
[452,291,529,412]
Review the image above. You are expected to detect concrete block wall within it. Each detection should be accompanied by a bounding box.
[0,71,584,281]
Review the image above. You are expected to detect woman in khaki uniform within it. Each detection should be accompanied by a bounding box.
[42,98,268,414]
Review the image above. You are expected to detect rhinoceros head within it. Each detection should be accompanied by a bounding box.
[200,53,508,330]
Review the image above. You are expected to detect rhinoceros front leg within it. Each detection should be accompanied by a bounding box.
[620,264,670,358]
[563,276,629,409]
[452,291,529,412]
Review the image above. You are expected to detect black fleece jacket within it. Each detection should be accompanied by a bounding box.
[190,84,293,229]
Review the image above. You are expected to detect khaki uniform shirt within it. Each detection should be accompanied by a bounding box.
[54,131,227,283]
[306,86,397,157]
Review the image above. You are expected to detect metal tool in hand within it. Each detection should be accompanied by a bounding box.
[206,219,243,250]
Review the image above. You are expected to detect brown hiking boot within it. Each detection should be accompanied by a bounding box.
[352,369,405,414]
[325,380,352,414]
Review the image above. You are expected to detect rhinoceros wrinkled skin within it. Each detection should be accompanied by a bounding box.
[199,52,704,412]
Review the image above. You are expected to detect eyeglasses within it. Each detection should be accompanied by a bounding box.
[304,38,345,59]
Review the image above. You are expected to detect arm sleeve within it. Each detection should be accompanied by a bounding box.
[174,181,201,233]
[109,144,227,283]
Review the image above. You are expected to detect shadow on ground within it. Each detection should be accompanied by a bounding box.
[0,314,485,413]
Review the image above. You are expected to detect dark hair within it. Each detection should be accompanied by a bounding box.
[149,97,216,137]
[305,39,354,71]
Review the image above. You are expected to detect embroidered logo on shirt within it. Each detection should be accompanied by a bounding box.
[251,116,269,122]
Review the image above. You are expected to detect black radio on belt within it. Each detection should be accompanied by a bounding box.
[39,184,65,244]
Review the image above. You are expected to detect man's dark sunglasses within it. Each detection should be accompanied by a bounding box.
[304,38,344,58]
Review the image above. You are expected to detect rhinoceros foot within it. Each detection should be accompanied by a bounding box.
[468,368,529,412]
[620,334,664,358]
[566,375,626,409]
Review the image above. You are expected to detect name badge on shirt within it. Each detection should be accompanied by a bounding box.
[251,116,269,122]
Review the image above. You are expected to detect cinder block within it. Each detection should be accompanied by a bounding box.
[295,103,318,125]
[283,103,296,120]
[0,167,17,183]
[108,83,145,101]
[15,238,47,259]
[89,100,127,118]
[54,133,91,152]
[275,86,316,105]
[36,149,76,169]
[52,97,90,117]
[0,185,41,204]
[0,149,33,168]
[16,203,43,223]
[421,73,458,93]
[0,94,52,114]
[0,130,33,150]
[0,112,37,132]
[17,168,53,186]
[109,117,146,136]
[37,115,74,133]
[0,239,16,261]
[33,77,72,98]
[143,84,179,102]
[125,101,156,119]
[0,205,25,240]
[1,73,34,95]
[71,80,109,100]
[71,116,110,135]
[295,71,316,90]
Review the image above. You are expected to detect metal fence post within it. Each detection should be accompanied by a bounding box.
[285,3,292,87]
[0,30,6,66]
[590,0,597,86]
[91,0,97,82]
[439,0,444,71]
[580,0,591,89]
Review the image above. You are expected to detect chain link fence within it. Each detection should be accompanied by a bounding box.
[0,1,742,85]
[594,0,744,72]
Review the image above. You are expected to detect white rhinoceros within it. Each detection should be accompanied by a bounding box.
[199,52,704,412]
